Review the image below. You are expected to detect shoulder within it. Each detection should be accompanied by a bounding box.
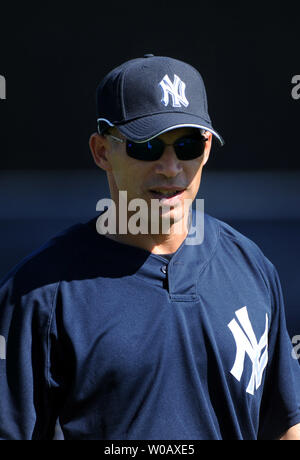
[204,215,285,323]
[0,218,99,298]
[207,213,271,259]
[205,213,278,281]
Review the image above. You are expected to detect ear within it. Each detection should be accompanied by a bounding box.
[202,132,212,166]
[89,132,112,172]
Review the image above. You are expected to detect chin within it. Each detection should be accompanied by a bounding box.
[157,206,189,235]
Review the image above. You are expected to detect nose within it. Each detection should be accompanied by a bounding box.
[154,145,183,177]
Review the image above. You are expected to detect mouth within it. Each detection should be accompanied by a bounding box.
[148,188,186,202]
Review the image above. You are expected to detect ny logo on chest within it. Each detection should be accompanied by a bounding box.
[228,307,268,395]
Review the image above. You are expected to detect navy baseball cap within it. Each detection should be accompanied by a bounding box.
[96,54,224,146]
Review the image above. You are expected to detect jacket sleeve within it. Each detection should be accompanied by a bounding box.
[0,270,61,440]
[258,264,300,439]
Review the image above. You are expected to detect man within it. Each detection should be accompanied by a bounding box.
[0,55,300,440]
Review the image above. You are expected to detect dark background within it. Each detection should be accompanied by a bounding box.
[0,1,299,338]
[0,0,300,170]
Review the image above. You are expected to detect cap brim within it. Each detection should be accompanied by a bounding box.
[114,112,225,146]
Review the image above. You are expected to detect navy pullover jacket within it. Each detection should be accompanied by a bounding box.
[0,211,300,440]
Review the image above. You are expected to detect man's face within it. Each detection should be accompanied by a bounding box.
[92,127,212,230]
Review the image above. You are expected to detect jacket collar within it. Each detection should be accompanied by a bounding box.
[90,210,219,300]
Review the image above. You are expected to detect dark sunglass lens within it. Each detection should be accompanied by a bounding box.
[126,139,164,161]
[174,137,205,160]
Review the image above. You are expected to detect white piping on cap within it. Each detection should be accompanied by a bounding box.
[97,118,114,134]
[97,118,224,146]
[137,124,225,146]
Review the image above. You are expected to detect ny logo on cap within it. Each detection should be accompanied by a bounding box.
[159,74,189,108]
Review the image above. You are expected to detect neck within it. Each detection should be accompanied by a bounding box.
[105,224,189,254]
[101,207,190,254]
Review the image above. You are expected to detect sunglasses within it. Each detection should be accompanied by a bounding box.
[106,132,208,161]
